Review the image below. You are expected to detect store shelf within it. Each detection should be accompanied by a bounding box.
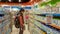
[29,17,60,34]
[30,17,60,31]
[29,19,47,34]
[49,24,60,30]
[0,13,12,34]
[35,14,60,29]
[36,14,60,18]
[5,28,11,34]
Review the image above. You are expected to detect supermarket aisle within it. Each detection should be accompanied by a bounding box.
[11,25,19,34]
[11,24,30,34]
[23,24,30,34]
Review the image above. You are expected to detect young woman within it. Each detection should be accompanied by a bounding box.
[18,8,25,34]
[15,8,25,34]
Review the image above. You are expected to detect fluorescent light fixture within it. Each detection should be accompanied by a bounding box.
[2,5,9,7]
[43,0,46,1]
[21,5,25,7]
[9,0,11,2]
[19,0,21,2]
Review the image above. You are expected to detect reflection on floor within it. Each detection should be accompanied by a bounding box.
[11,25,30,34]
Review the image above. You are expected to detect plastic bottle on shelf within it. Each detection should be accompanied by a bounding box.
[58,20,60,26]
[46,14,53,25]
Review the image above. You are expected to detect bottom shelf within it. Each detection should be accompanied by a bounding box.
[5,28,11,34]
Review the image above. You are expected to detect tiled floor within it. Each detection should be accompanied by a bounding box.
[11,24,30,34]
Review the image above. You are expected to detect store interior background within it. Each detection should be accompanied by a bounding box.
[0,0,60,34]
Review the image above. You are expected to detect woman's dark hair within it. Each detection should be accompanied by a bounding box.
[17,8,25,15]
[19,8,25,13]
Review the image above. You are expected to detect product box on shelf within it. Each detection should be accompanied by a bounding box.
[2,26,7,34]
[1,27,5,34]
[53,19,58,25]
[5,26,11,34]
[0,26,2,34]
[51,7,59,14]
[2,23,8,34]
[46,15,53,24]
[0,16,4,23]
[58,20,60,26]
[0,21,3,34]
[53,19,60,26]
[5,26,8,33]
[6,22,10,30]
[5,25,9,32]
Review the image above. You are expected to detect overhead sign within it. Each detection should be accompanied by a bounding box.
[11,6,21,9]
[3,6,32,10]
[3,6,22,11]
[3,6,21,9]
[24,6,32,10]
[3,6,10,8]
[11,6,22,11]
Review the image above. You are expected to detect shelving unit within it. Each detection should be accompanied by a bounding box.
[28,4,60,34]
[29,13,60,34]
[0,7,12,34]
[0,15,12,34]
